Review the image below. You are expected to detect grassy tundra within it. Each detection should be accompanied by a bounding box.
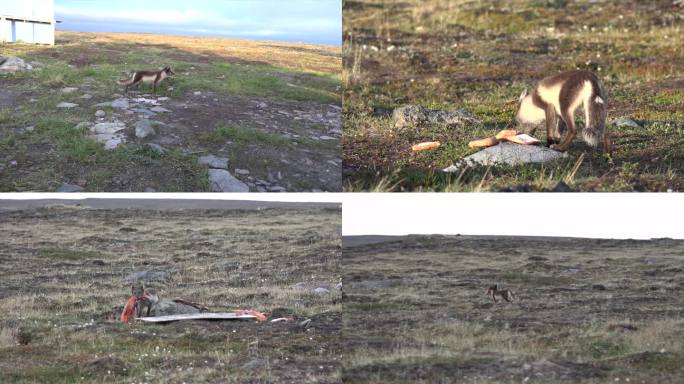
[0,31,341,191]
[343,235,684,383]
[0,205,341,383]
[343,0,684,191]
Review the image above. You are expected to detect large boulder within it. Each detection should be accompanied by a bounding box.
[208,169,249,192]
[443,142,568,171]
[0,57,33,74]
[393,105,481,129]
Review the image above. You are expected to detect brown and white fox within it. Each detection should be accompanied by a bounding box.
[486,285,515,303]
[131,283,159,318]
[118,66,175,93]
[516,70,610,153]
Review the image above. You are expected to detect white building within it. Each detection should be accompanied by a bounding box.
[0,0,55,45]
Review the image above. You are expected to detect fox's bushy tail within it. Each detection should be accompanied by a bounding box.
[117,76,135,85]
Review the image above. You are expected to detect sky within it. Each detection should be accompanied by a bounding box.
[54,0,341,46]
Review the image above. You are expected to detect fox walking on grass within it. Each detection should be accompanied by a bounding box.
[118,66,175,93]
[486,285,515,303]
[516,70,610,153]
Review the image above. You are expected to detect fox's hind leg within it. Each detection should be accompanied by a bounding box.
[544,103,560,146]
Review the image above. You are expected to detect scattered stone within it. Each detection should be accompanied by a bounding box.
[592,284,607,291]
[198,155,228,169]
[193,91,202,95]
[268,186,287,192]
[56,183,84,192]
[150,106,171,113]
[75,121,94,130]
[144,187,156,192]
[313,287,330,295]
[319,135,336,140]
[552,181,573,192]
[80,94,93,99]
[613,117,640,129]
[94,101,112,107]
[208,169,249,192]
[124,270,171,284]
[444,142,568,170]
[145,143,168,154]
[90,122,125,134]
[0,56,33,73]
[157,97,169,101]
[393,105,481,129]
[132,97,159,105]
[256,101,267,109]
[61,87,78,93]
[111,98,129,109]
[95,110,106,118]
[25,126,34,132]
[56,102,78,108]
[135,119,155,138]
[234,168,250,175]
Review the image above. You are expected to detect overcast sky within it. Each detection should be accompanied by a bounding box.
[54,0,341,45]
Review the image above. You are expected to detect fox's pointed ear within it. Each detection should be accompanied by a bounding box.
[518,89,528,102]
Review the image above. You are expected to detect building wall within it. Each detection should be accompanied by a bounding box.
[0,0,55,45]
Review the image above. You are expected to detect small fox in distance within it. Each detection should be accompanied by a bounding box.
[118,66,175,93]
[131,283,159,318]
[516,70,610,153]
[486,285,515,303]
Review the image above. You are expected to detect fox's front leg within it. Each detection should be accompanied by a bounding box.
[544,104,559,147]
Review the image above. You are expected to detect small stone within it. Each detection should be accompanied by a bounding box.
[313,287,330,295]
[157,97,169,101]
[57,102,78,108]
[94,101,112,107]
[111,98,129,109]
[613,117,640,129]
[150,106,170,113]
[268,186,287,192]
[61,87,78,93]
[234,168,250,175]
[198,155,228,169]
[145,143,168,154]
[144,187,156,192]
[193,91,202,95]
[56,183,84,192]
[25,126,34,132]
[90,122,125,134]
[95,110,106,117]
[319,135,336,140]
[75,121,93,130]
[208,169,249,192]
[80,94,93,99]
[135,120,155,138]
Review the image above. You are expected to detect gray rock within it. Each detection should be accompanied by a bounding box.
[208,169,249,192]
[198,155,228,169]
[90,122,125,134]
[0,56,33,73]
[111,98,129,109]
[25,126,34,132]
[313,287,330,295]
[234,168,250,175]
[61,87,78,93]
[150,106,171,113]
[75,121,94,130]
[56,102,78,108]
[144,187,156,192]
[393,105,481,129]
[56,183,84,192]
[443,142,568,170]
[94,101,112,107]
[319,135,336,140]
[124,270,171,284]
[613,117,640,129]
[268,186,287,192]
[152,299,204,316]
[80,94,93,99]
[95,110,106,118]
[145,143,168,154]
[157,97,170,101]
[135,120,155,138]
[131,108,156,116]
